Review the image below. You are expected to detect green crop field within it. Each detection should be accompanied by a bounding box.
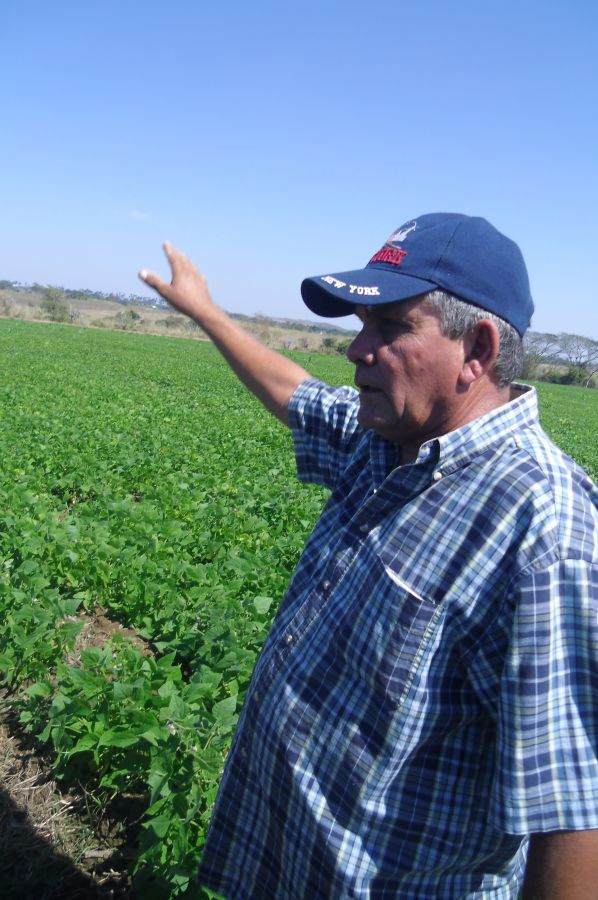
[1,318,597,896]
[526,380,598,481]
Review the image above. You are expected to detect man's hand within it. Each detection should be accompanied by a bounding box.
[137,241,311,426]
[139,242,215,323]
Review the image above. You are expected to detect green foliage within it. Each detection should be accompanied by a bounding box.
[114,307,144,329]
[0,319,341,896]
[334,337,352,355]
[541,365,583,385]
[19,640,233,897]
[319,336,352,355]
[533,381,598,480]
[0,319,594,896]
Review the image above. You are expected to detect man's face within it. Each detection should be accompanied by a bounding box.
[346,297,467,461]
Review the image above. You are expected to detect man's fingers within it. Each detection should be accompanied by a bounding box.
[163,240,189,273]
[139,242,180,291]
[140,243,206,308]
[162,240,176,265]
[138,269,171,298]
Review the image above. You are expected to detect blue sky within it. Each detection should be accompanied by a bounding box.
[1,0,596,337]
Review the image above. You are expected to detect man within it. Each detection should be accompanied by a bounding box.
[140,213,598,898]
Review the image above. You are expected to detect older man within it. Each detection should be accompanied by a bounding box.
[140,214,598,899]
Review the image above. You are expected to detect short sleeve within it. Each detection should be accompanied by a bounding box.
[491,559,598,834]
[288,378,362,491]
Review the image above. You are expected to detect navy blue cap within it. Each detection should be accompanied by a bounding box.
[300,213,534,336]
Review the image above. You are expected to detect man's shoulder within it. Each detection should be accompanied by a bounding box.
[511,421,596,503]
[289,379,369,490]
[290,378,360,415]
[474,422,598,564]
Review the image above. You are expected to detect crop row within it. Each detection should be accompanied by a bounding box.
[0,319,351,895]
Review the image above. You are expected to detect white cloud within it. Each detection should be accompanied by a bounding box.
[128,209,151,222]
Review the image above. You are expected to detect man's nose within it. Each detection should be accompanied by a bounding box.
[346,328,376,365]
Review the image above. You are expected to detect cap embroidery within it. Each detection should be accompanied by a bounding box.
[368,247,407,267]
[320,275,347,289]
[388,221,417,243]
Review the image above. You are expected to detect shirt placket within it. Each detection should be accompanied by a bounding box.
[261,463,437,679]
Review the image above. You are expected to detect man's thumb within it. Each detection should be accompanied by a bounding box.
[139,269,169,297]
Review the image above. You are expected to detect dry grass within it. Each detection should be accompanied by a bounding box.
[0,287,337,351]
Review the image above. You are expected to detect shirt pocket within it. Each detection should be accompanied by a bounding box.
[341,550,443,710]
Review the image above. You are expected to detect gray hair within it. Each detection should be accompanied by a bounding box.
[425,290,523,388]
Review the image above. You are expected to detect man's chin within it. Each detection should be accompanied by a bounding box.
[357,407,400,442]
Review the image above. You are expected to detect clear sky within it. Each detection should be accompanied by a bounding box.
[2,0,596,337]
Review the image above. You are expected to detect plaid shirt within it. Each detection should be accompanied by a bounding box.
[198,379,598,899]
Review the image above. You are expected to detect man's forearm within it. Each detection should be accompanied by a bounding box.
[190,301,310,425]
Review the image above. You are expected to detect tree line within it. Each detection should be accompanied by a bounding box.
[522,331,598,387]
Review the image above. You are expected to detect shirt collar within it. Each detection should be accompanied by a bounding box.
[369,383,539,487]
[420,383,538,476]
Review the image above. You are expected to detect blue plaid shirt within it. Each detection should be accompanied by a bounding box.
[198,379,598,899]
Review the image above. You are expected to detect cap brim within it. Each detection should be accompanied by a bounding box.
[300,266,439,318]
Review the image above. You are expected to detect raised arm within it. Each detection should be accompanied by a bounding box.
[139,242,311,426]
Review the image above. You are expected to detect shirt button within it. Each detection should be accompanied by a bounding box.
[359,523,369,533]
[432,470,443,481]
[253,691,260,703]
[322,579,331,590]
[284,633,294,645]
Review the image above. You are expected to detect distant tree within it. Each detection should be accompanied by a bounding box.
[557,333,598,385]
[40,288,69,322]
[521,331,560,380]
[335,338,352,355]
[65,288,88,302]
[115,308,143,330]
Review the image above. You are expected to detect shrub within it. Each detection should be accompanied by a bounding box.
[40,289,70,323]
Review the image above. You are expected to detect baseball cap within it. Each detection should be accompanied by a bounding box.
[300,213,534,336]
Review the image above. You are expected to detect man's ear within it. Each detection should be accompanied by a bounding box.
[459,320,500,385]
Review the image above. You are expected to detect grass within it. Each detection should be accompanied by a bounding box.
[531,380,598,480]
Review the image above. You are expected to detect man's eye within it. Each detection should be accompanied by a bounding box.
[379,319,404,337]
